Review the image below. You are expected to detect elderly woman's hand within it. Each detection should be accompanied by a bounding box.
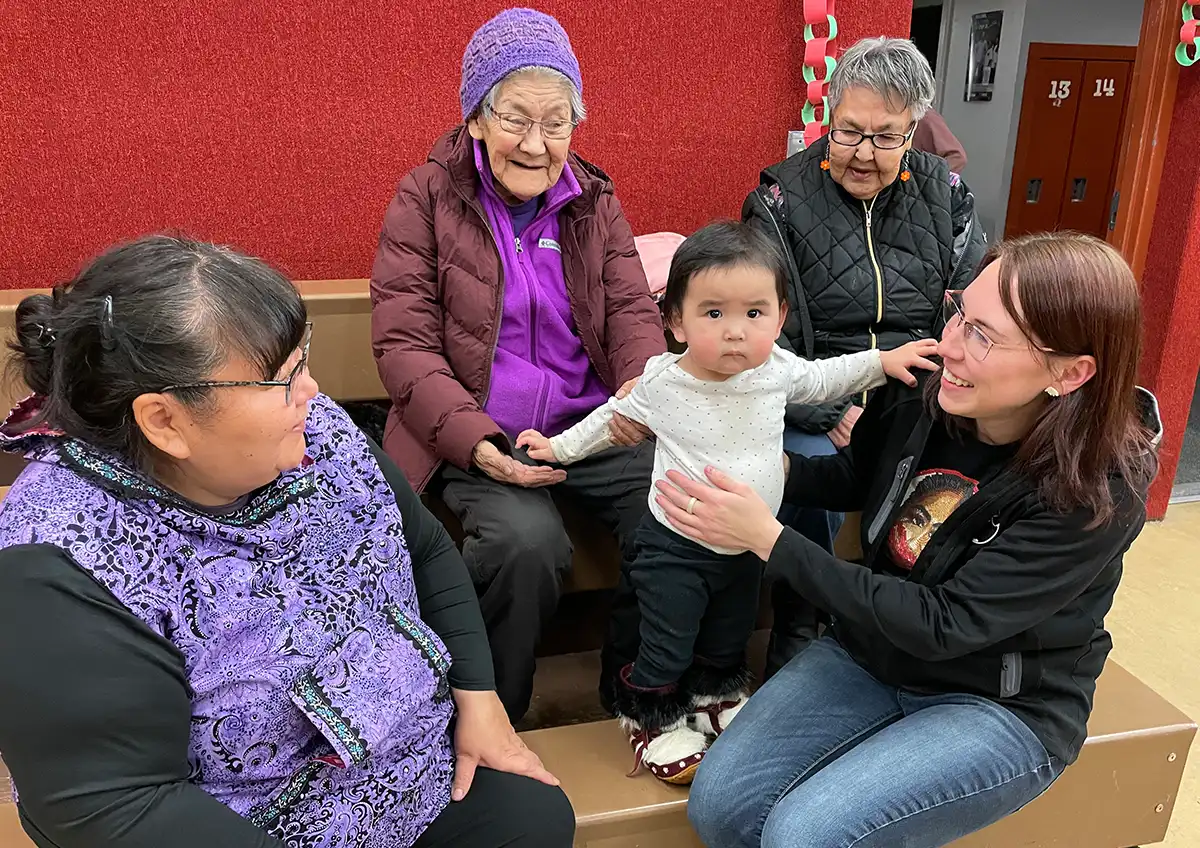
[655,467,785,561]
[451,689,559,801]
[829,405,863,450]
[473,440,566,488]
[609,378,651,446]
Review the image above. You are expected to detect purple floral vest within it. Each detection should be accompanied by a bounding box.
[0,394,455,847]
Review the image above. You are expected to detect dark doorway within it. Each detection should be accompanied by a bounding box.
[1172,373,1200,502]
[911,3,944,71]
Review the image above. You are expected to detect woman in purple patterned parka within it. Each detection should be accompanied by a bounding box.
[0,236,574,848]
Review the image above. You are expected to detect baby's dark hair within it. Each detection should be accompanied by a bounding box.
[661,220,789,322]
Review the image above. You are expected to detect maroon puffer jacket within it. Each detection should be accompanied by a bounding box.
[369,126,666,492]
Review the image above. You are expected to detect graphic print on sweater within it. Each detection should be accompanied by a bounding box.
[887,468,979,570]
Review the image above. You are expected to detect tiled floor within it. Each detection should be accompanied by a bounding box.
[1105,501,1200,845]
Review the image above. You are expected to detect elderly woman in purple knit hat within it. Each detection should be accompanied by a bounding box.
[370,9,665,723]
[0,237,574,848]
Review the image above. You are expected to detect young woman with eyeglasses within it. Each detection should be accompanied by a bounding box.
[669,232,1160,848]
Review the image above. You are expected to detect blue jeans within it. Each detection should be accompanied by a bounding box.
[777,428,843,549]
[688,638,1062,848]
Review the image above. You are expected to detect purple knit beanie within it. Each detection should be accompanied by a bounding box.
[460,8,583,120]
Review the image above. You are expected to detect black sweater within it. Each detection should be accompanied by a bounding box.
[0,442,491,848]
[771,378,1159,764]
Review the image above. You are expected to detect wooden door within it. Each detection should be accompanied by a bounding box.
[1056,61,1134,236]
[1005,57,1085,237]
[1005,44,1137,239]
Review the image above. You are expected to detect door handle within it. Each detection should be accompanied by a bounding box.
[1109,190,1120,231]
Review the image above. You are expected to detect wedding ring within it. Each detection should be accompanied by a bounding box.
[686,497,697,515]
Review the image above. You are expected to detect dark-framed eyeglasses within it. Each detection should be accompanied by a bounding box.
[490,110,577,140]
[942,291,1057,361]
[829,122,917,150]
[160,322,313,404]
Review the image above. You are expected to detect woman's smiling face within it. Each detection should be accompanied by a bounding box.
[468,70,575,204]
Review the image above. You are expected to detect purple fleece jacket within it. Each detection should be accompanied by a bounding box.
[474,140,611,438]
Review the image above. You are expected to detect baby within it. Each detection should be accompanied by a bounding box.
[518,220,938,783]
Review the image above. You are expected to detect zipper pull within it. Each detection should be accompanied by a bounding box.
[515,236,523,254]
[864,201,872,229]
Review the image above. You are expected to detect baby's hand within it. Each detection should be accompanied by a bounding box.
[879,339,940,387]
[516,429,559,463]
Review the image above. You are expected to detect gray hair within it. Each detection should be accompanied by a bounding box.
[479,66,587,123]
[828,37,936,122]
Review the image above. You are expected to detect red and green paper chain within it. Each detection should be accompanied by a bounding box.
[801,0,840,148]
[1179,0,1199,66]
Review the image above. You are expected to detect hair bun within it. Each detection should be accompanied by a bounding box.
[11,293,57,395]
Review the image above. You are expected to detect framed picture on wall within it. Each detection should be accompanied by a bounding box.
[965,11,1004,101]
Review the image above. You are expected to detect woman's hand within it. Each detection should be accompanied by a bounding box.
[879,339,940,387]
[515,430,559,463]
[451,689,559,801]
[829,404,863,449]
[473,440,566,488]
[609,378,651,447]
[655,467,785,561]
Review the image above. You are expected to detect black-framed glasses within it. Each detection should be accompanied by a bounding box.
[161,322,313,404]
[942,291,1056,361]
[490,110,577,140]
[829,122,917,150]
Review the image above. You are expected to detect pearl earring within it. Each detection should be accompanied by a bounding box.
[1044,387,1060,398]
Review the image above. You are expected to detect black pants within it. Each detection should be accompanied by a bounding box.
[413,768,574,848]
[626,516,762,689]
[438,443,653,723]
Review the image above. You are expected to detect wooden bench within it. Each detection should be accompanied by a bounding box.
[2,661,1193,848]
[521,661,1195,848]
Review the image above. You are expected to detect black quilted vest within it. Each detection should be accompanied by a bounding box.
[764,142,956,360]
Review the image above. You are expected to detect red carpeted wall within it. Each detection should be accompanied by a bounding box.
[0,1,911,289]
[1139,68,1200,517]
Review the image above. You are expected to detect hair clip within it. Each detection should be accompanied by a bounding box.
[99,294,117,351]
[36,322,56,346]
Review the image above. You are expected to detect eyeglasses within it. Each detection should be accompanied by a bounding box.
[942,291,1056,361]
[829,123,917,150]
[160,322,312,404]
[490,111,577,140]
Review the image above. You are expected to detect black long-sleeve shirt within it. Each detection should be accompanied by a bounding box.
[771,378,1155,763]
[0,442,490,847]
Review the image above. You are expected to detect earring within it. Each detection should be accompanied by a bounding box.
[1044,387,1060,398]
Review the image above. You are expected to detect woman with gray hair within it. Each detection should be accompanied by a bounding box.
[743,36,987,676]
[369,8,664,724]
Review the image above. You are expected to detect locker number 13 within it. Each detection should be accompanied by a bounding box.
[1093,78,1116,97]
[1048,80,1072,101]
